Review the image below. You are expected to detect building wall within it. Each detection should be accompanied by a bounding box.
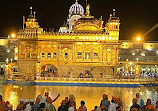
[18,41,38,76]
[37,40,118,77]
[118,41,158,62]
[0,39,15,63]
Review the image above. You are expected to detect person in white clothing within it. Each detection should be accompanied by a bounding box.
[136,93,144,108]
[24,99,31,111]
[108,100,118,111]
[40,92,49,104]
[68,101,75,111]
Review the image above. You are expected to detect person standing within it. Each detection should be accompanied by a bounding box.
[78,101,87,111]
[100,94,110,111]
[108,99,117,111]
[130,98,140,111]
[31,98,41,111]
[24,99,32,111]
[136,93,144,108]
[68,101,76,111]
[58,100,68,111]
[144,99,155,111]
[40,92,49,108]
[16,99,24,111]
[45,97,56,111]
[40,92,60,109]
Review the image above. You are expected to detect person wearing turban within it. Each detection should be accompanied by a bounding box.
[136,93,144,109]
[144,99,155,111]
[32,98,41,111]
[100,94,110,111]
[45,97,56,111]
[130,98,140,111]
[108,98,118,111]
[58,100,69,111]
[16,99,24,111]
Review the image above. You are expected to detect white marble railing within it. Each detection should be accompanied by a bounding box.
[35,77,157,83]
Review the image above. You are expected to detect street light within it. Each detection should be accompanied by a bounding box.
[6,58,9,63]
[11,33,16,38]
[136,36,141,42]
[136,58,139,63]
[11,59,13,63]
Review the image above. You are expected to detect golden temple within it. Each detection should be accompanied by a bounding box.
[6,1,120,80]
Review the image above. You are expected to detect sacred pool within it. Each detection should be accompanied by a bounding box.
[0,85,157,111]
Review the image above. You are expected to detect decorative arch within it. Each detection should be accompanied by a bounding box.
[41,64,58,77]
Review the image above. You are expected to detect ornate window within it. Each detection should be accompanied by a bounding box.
[93,52,98,59]
[47,53,51,59]
[85,52,90,59]
[26,53,30,59]
[42,53,45,58]
[65,53,68,59]
[77,52,82,59]
[53,53,57,59]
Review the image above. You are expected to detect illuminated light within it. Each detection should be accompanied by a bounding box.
[126,59,128,61]
[11,58,13,63]
[85,42,90,45]
[136,36,141,42]
[64,48,68,50]
[7,49,10,53]
[96,36,99,40]
[129,62,132,65]
[13,86,19,88]
[141,53,145,56]
[107,49,110,51]
[102,37,105,40]
[147,49,152,51]
[132,52,135,56]
[136,68,139,70]
[93,43,99,45]
[136,58,139,62]
[109,37,112,40]
[77,42,82,45]
[6,58,9,63]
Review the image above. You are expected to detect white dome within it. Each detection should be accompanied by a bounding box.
[69,1,84,15]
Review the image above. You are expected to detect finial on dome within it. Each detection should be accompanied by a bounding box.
[30,7,33,15]
[86,4,90,16]
[75,0,78,4]
[86,0,88,6]
[113,9,116,17]
[34,12,36,18]
[100,16,103,20]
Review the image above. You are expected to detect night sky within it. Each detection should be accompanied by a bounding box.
[0,0,158,41]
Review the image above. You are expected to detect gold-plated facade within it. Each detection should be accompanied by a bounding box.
[16,4,120,79]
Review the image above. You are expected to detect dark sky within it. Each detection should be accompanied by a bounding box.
[0,0,158,41]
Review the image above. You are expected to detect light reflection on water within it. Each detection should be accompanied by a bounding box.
[0,85,157,111]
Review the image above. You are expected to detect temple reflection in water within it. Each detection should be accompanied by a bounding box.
[1,85,158,110]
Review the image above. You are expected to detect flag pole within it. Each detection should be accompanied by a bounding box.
[23,16,25,30]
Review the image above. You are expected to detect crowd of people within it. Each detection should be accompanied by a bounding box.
[0,92,158,111]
